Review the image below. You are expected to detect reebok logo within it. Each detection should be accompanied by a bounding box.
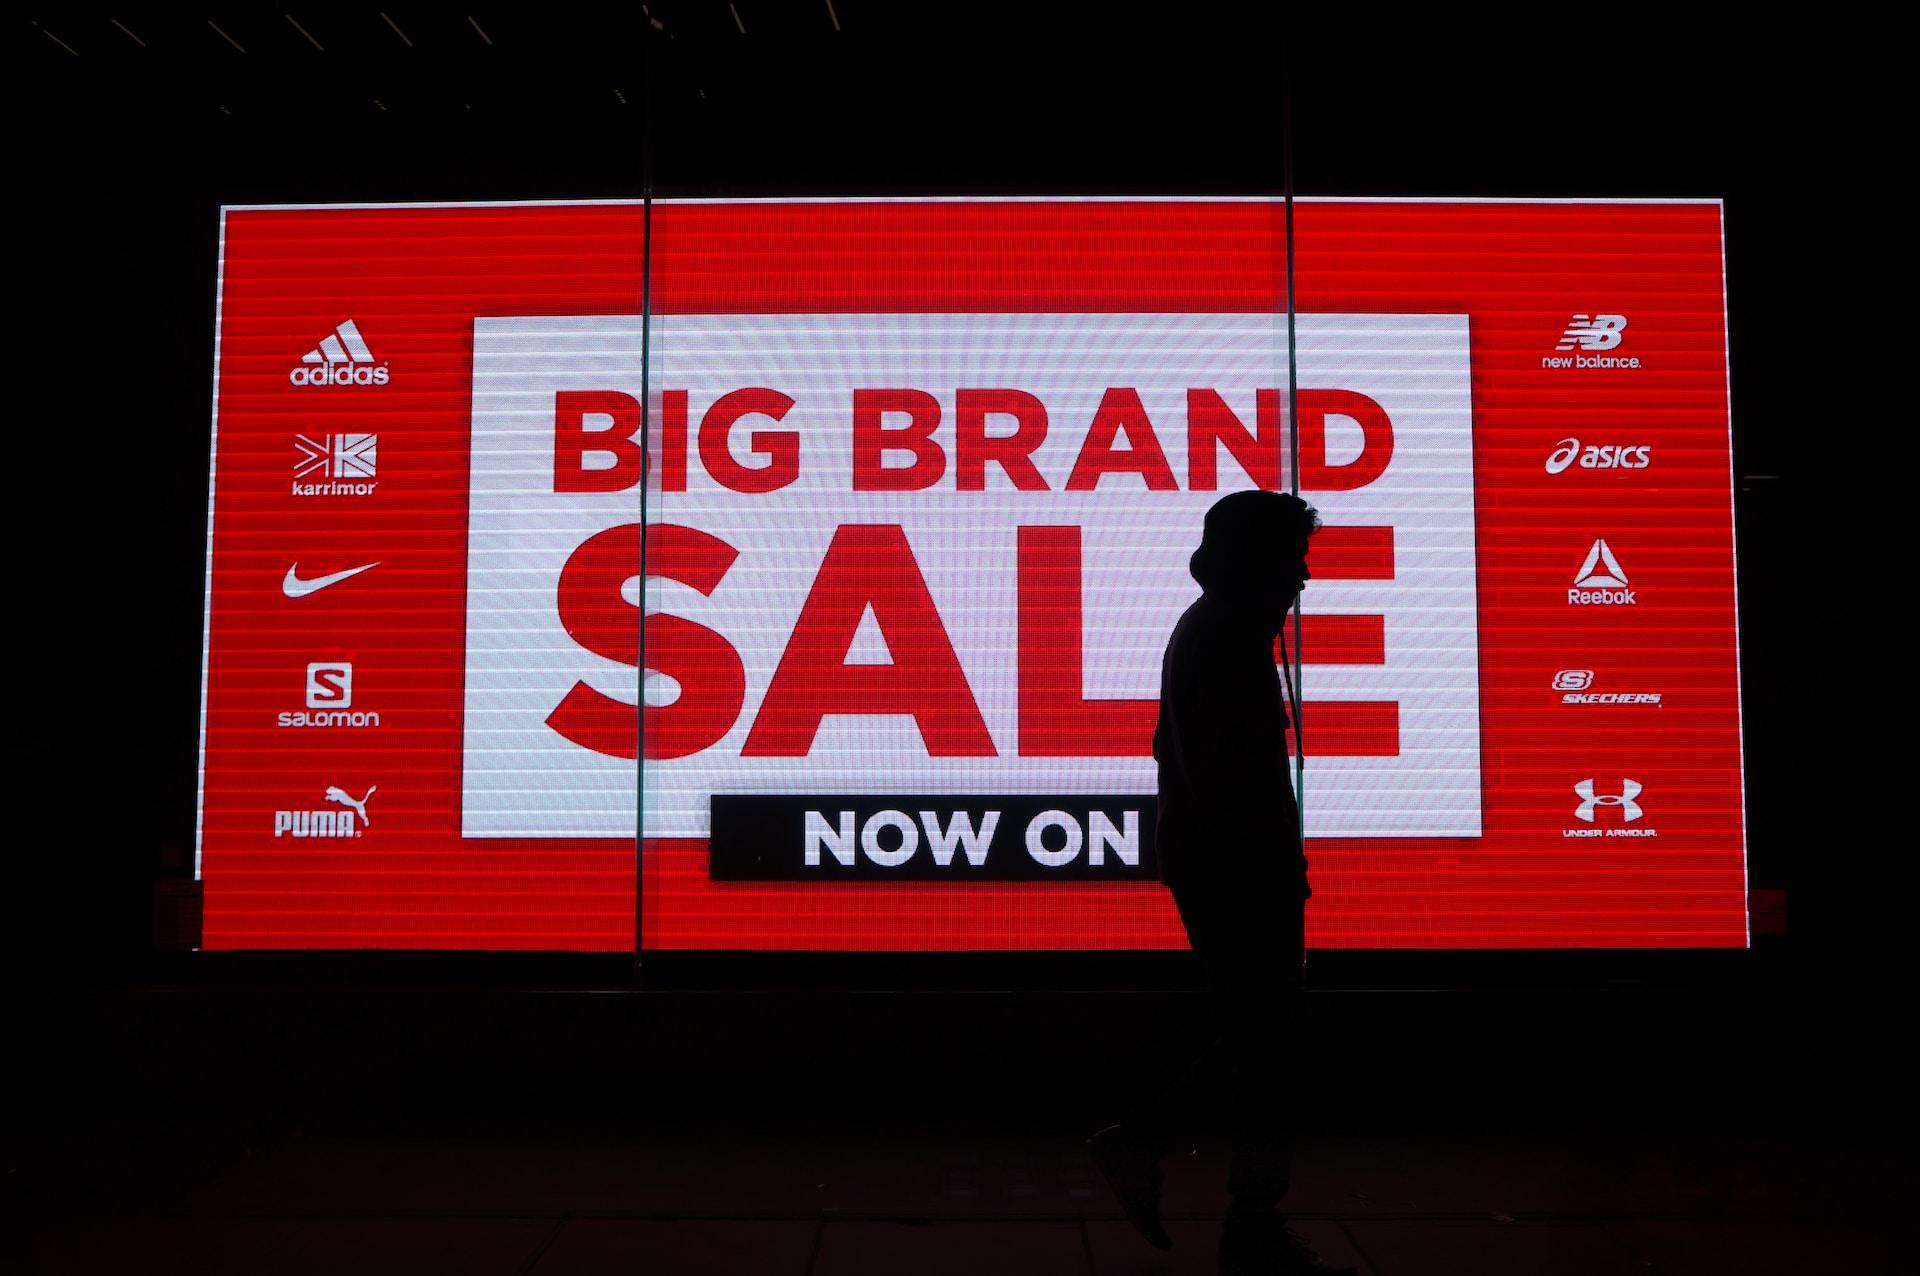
[290,320,390,387]
[1569,539,1636,606]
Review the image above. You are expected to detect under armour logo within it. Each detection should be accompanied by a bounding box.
[1574,778,1642,822]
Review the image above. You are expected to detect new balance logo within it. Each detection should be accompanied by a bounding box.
[273,784,376,839]
[1556,314,1628,351]
[290,320,390,386]
[1569,539,1636,606]
[294,434,378,495]
[1541,313,1640,370]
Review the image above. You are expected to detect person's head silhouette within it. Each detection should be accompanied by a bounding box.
[1188,490,1319,628]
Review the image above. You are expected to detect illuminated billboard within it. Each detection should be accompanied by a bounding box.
[198,198,1744,950]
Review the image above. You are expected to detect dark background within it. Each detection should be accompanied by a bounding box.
[12,5,1880,1141]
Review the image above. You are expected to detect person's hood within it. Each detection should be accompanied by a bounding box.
[1188,490,1311,633]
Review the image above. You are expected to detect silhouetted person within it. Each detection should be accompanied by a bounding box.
[1090,490,1352,1276]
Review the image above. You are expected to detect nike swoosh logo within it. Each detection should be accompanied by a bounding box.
[283,561,379,598]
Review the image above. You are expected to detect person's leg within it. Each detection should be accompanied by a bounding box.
[1089,875,1227,1251]
[1123,873,1233,1156]
[1221,975,1301,1214]
[1124,1029,1228,1159]
[1220,904,1306,1217]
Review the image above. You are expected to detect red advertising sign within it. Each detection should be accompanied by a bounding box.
[198,198,1745,950]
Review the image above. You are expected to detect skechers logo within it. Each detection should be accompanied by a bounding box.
[1555,669,1663,705]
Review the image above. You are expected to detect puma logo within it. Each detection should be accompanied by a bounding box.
[325,785,376,825]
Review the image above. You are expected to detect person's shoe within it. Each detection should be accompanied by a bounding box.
[1218,1211,1357,1275]
[1086,1123,1173,1250]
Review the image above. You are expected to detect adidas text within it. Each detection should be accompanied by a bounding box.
[290,363,390,387]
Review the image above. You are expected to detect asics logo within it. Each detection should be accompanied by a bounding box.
[1546,438,1651,475]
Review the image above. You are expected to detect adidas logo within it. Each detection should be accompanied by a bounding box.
[289,320,390,387]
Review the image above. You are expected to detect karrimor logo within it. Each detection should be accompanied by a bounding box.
[1543,314,1640,370]
[273,785,376,839]
[1545,437,1652,475]
[294,433,378,496]
[290,320,390,386]
[1570,539,1637,606]
[1556,314,1628,351]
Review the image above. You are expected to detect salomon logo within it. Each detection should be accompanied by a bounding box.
[276,660,382,729]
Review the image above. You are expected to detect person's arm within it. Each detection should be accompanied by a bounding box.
[1168,634,1296,852]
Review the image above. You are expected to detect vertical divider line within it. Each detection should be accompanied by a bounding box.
[634,22,657,978]
[1281,23,1306,834]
